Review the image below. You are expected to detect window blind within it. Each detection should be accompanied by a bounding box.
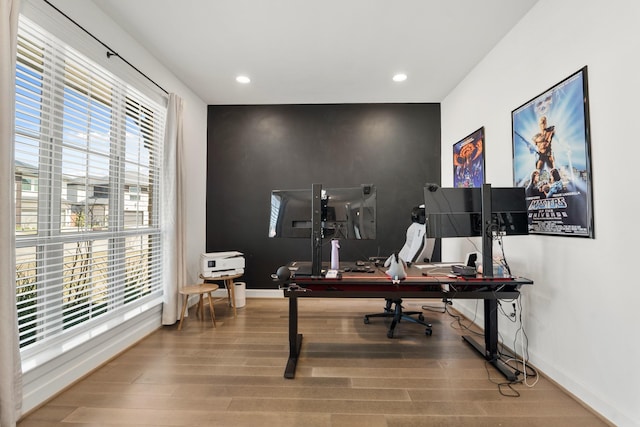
[14,16,166,361]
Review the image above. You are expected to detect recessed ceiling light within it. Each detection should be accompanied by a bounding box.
[236,75,251,84]
[393,73,407,82]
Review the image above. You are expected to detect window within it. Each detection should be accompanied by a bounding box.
[14,17,166,360]
[126,185,140,203]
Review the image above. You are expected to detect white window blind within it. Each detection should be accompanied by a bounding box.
[14,16,166,361]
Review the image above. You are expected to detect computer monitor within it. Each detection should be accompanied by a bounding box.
[268,184,376,240]
[423,185,528,239]
[322,186,376,240]
[269,184,376,277]
[268,188,313,238]
[424,184,527,278]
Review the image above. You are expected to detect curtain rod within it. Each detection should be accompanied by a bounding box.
[42,0,169,95]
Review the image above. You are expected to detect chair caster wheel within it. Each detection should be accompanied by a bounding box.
[425,329,432,336]
[418,314,425,321]
[364,317,370,324]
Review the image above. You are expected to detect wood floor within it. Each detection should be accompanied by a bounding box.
[18,297,611,427]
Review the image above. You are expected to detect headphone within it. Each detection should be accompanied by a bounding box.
[411,206,426,224]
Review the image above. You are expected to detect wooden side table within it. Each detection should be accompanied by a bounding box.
[200,272,244,317]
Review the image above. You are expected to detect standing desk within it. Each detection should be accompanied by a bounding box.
[282,264,533,381]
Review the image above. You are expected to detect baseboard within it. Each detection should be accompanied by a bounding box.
[444,303,616,426]
[20,304,162,416]
[19,291,286,417]
[209,288,284,299]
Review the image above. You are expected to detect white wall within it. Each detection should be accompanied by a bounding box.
[19,0,208,414]
[441,1,640,425]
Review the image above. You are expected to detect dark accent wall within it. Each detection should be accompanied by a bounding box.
[206,103,441,289]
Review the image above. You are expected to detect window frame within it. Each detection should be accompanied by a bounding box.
[15,16,167,367]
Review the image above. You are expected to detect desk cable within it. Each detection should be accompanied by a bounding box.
[496,295,539,391]
[438,298,485,338]
[438,293,539,395]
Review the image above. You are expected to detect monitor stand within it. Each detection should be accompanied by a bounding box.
[311,183,323,277]
[461,183,518,381]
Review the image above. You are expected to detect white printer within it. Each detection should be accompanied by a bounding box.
[200,251,245,278]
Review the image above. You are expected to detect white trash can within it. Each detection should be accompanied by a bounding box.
[234,282,246,308]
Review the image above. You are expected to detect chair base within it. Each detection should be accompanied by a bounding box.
[364,298,432,338]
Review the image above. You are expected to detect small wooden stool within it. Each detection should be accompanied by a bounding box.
[178,283,219,330]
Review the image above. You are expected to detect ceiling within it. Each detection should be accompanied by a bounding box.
[92,0,539,105]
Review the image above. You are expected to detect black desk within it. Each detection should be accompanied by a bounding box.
[282,265,533,380]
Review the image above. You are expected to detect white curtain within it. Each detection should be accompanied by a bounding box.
[161,93,186,325]
[0,0,23,425]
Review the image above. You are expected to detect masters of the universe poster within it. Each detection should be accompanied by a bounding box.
[512,68,593,237]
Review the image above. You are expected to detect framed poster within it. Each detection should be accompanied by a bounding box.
[511,66,594,237]
[453,127,484,188]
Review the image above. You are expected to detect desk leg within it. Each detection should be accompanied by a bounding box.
[284,295,302,379]
[462,299,517,381]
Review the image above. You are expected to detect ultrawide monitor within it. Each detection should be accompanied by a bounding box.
[269,184,376,240]
[423,186,528,238]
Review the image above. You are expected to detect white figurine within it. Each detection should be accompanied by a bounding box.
[384,252,407,283]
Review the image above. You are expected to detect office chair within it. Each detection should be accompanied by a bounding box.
[364,206,435,338]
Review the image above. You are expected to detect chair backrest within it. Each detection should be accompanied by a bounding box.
[398,222,435,264]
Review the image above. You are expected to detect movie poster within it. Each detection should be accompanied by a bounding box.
[511,67,594,237]
[453,127,484,188]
